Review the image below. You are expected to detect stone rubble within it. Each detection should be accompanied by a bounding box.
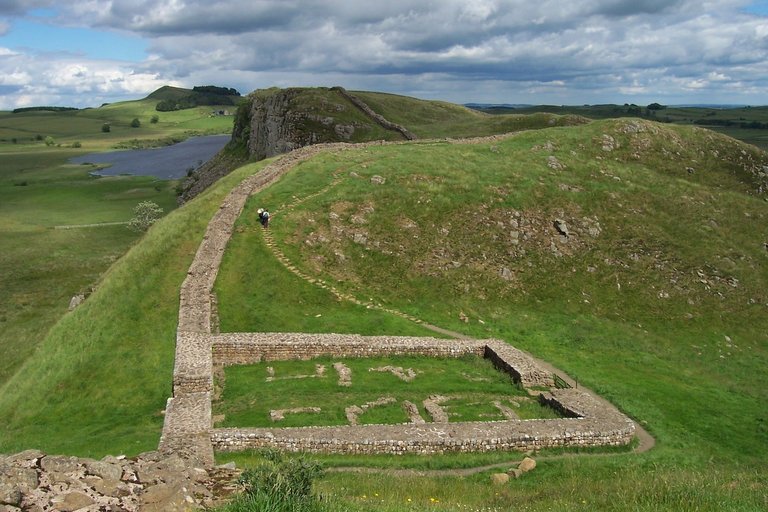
[0,450,238,512]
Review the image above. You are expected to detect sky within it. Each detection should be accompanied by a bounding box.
[1,0,767,109]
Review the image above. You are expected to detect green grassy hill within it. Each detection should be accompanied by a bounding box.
[1,89,767,510]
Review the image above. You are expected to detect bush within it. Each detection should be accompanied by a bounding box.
[131,118,141,128]
[101,123,111,133]
[44,136,55,146]
[150,115,159,124]
[218,450,327,512]
[127,201,163,232]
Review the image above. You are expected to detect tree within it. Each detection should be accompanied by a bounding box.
[101,123,111,133]
[44,136,55,146]
[131,118,141,128]
[150,115,159,124]
[127,201,163,232]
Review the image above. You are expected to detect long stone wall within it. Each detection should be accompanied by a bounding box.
[161,140,637,466]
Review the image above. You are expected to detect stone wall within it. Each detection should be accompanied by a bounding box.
[332,87,417,141]
[161,141,637,465]
[211,388,635,455]
[211,333,554,388]
[211,333,485,365]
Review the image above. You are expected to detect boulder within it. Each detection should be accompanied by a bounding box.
[0,484,21,507]
[49,491,95,512]
[490,473,510,485]
[506,468,523,479]
[519,457,537,473]
[86,460,123,482]
[40,455,82,474]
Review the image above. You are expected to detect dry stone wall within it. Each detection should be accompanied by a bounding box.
[161,139,637,466]
[212,387,634,455]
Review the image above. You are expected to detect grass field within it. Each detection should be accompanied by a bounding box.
[0,97,234,399]
[214,355,559,428]
[1,89,766,510]
[211,118,767,510]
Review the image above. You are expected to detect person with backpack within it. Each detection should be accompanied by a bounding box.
[259,208,270,228]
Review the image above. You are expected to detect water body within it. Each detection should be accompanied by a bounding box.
[70,134,230,180]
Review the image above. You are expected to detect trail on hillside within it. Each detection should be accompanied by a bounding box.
[252,156,656,467]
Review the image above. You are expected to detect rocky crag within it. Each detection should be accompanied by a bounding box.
[178,87,413,203]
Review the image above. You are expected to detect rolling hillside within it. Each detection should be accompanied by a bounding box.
[0,89,766,510]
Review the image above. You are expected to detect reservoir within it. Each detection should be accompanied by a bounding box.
[70,134,230,180]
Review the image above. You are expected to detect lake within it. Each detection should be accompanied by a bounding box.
[70,134,230,180]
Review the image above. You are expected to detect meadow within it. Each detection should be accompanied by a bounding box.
[212,118,767,510]
[214,355,560,428]
[0,100,234,390]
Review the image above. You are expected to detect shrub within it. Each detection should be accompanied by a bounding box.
[71,141,81,148]
[131,118,141,128]
[101,123,111,133]
[150,115,159,124]
[44,136,55,146]
[218,450,326,512]
[127,201,163,232]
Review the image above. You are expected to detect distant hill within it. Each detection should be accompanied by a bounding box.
[177,86,589,202]
[146,85,243,112]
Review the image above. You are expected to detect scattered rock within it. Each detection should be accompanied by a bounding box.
[369,366,418,382]
[370,175,386,185]
[68,294,85,311]
[402,401,425,424]
[506,467,523,479]
[423,395,450,423]
[270,407,322,422]
[490,473,510,485]
[519,457,537,473]
[554,219,569,237]
[547,155,565,170]
[50,491,94,512]
[0,450,235,512]
[459,311,469,323]
[333,362,352,387]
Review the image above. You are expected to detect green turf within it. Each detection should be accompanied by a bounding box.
[214,355,556,428]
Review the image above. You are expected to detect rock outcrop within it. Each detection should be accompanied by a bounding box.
[179,86,414,203]
[0,450,238,511]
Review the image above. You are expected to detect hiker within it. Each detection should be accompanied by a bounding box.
[260,208,270,228]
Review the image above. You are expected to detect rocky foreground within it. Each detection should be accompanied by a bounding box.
[0,450,239,512]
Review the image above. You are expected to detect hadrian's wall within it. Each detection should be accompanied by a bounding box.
[160,141,637,467]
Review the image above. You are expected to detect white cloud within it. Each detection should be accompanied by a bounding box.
[1,0,767,107]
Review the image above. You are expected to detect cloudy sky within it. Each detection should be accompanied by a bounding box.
[1,0,767,109]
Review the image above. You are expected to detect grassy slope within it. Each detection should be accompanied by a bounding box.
[0,97,233,419]
[352,90,589,138]
[217,119,767,510]
[0,158,266,456]
[2,90,767,509]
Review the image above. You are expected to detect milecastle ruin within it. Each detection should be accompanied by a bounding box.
[159,141,637,467]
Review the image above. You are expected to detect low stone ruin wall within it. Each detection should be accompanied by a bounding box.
[211,333,555,388]
[161,142,638,465]
[211,388,635,455]
[211,333,485,363]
